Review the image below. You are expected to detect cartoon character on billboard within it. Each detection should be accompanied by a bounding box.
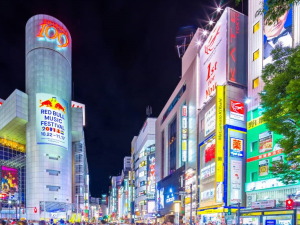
[1,167,18,199]
[263,2,292,63]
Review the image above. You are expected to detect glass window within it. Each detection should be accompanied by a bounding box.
[251,141,258,152]
[253,77,259,89]
[253,49,260,61]
[253,21,260,33]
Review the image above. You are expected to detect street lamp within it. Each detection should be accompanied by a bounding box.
[174,201,181,225]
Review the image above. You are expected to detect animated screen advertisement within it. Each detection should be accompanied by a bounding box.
[263,0,293,65]
[36,93,69,149]
[1,166,18,200]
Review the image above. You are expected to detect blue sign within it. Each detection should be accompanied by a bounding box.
[265,220,276,225]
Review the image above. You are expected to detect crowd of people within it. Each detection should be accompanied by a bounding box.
[0,219,102,225]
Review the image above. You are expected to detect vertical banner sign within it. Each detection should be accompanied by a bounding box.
[199,9,228,109]
[36,93,68,149]
[205,105,216,136]
[216,86,225,182]
[230,159,242,204]
[228,9,247,85]
[181,105,188,162]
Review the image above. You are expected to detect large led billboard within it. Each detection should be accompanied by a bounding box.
[263,0,292,65]
[1,166,18,200]
[36,93,69,149]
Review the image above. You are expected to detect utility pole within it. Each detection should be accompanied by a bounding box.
[190,184,192,225]
[236,202,241,225]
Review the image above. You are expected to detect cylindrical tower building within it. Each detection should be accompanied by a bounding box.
[25,15,72,220]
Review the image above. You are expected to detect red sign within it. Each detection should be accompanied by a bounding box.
[37,19,70,48]
[246,149,283,162]
[230,100,244,114]
[286,199,294,209]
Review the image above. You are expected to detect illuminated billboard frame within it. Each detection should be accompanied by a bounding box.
[1,166,18,201]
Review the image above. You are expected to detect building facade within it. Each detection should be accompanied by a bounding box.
[132,117,156,223]
[243,1,300,224]
[0,15,89,221]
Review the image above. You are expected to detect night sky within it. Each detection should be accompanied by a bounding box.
[0,0,245,196]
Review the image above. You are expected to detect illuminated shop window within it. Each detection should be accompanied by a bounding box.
[253,49,260,61]
[253,21,260,33]
[253,77,259,89]
[251,141,258,152]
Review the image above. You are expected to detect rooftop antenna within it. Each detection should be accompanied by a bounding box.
[146,105,152,117]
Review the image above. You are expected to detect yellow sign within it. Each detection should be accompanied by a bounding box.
[215,86,225,182]
[0,138,25,152]
[264,210,294,215]
[185,197,191,204]
[197,208,238,215]
[241,212,262,216]
[247,116,265,130]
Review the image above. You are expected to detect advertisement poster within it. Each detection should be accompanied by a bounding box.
[204,104,216,136]
[204,139,216,163]
[230,160,242,203]
[230,137,244,157]
[229,100,245,121]
[1,166,18,200]
[36,93,68,149]
[199,10,227,108]
[147,154,155,196]
[259,159,269,176]
[259,131,273,153]
[263,0,293,65]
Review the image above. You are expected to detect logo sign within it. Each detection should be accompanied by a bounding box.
[230,138,244,157]
[199,10,227,109]
[37,19,70,48]
[36,93,68,149]
[230,100,244,121]
[251,200,276,209]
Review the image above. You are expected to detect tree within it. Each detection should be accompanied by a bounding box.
[235,0,299,23]
[260,44,300,184]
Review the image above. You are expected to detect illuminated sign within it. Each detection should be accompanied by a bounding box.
[37,19,70,49]
[230,160,242,204]
[230,138,244,157]
[259,131,273,153]
[204,104,216,136]
[166,188,175,203]
[230,100,244,121]
[247,116,265,130]
[1,166,18,201]
[251,200,276,209]
[36,93,68,149]
[216,86,225,182]
[181,105,188,162]
[199,11,227,108]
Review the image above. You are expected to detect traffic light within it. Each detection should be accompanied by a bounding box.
[34,207,38,213]
[286,198,294,209]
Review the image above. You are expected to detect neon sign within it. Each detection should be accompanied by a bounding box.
[37,20,70,48]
